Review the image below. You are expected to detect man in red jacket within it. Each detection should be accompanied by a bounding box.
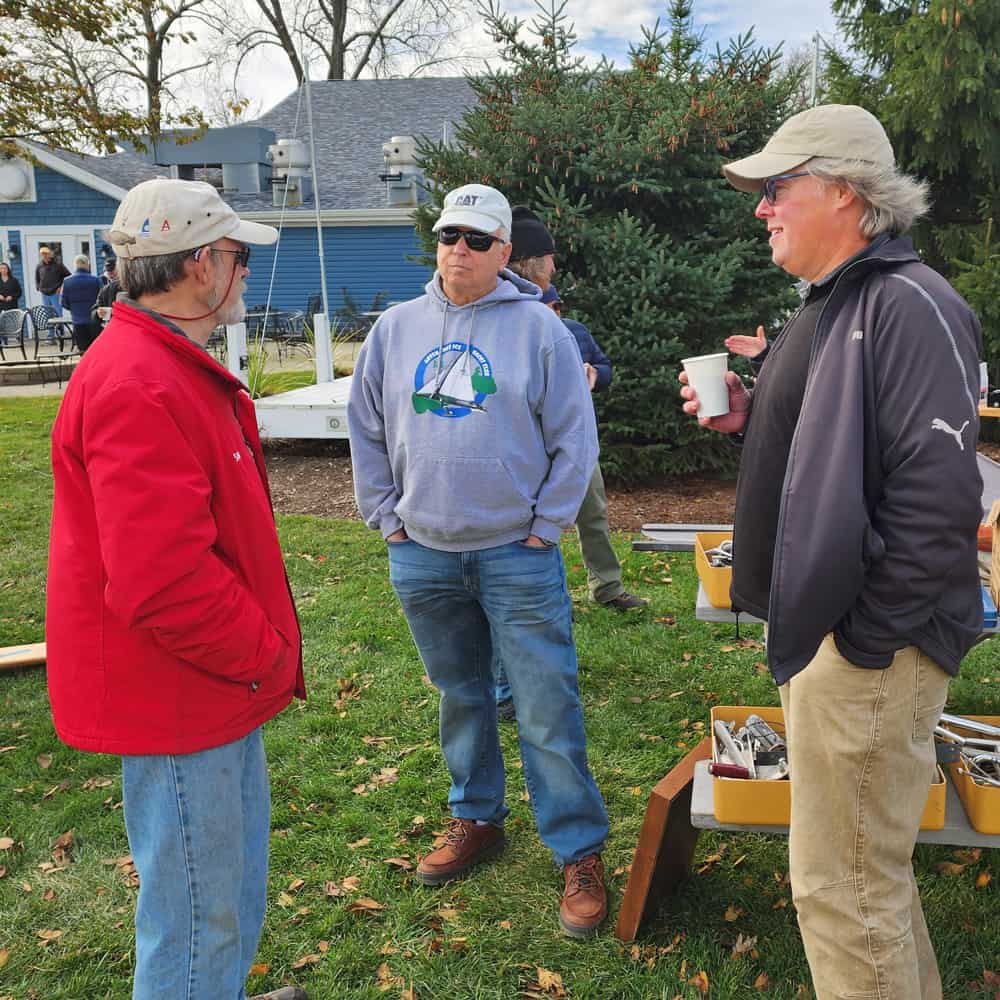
[47,178,307,1000]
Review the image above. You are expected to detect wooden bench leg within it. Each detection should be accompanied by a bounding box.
[614,736,713,942]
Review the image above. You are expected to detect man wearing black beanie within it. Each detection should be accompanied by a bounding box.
[508,207,556,289]
[499,207,648,722]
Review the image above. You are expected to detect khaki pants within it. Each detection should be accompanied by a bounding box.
[575,464,623,604]
[779,634,948,1000]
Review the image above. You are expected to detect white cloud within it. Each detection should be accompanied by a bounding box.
[230,0,843,114]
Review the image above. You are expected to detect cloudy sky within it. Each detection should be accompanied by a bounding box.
[231,0,842,116]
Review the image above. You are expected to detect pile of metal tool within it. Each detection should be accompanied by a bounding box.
[711,714,789,781]
[703,538,733,568]
[936,713,1000,788]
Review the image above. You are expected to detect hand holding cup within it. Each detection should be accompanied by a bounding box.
[679,354,750,433]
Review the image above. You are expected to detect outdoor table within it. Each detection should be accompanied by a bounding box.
[39,316,76,357]
[981,405,1000,420]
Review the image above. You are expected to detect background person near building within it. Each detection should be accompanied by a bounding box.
[60,254,102,353]
[349,183,610,939]
[35,245,69,317]
[0,260,22,309]
[47,178,308,1000]
[681,104,983,1000]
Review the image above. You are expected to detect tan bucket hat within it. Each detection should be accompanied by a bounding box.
[722,104,895,193]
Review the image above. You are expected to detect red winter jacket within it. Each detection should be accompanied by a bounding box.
[47,302,304,755]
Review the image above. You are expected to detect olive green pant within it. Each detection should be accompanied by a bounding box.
[779,634,947,1000]
[575,464,623,604]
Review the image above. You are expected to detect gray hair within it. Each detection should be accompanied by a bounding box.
[73,254,90,270]
[117,250,191,298]
[806,158,930,237]
[508,255,550,289]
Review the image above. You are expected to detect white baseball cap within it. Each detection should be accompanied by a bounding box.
[432,184,512,236]
[108,178,278,258]
[722,104,895,193]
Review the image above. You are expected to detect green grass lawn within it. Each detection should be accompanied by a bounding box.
[1,396,998,999]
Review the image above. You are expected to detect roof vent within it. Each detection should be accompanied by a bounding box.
[379,136,423,207]
[267,139,313,208]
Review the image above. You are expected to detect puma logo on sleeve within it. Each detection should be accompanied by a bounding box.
[930,417,969,451]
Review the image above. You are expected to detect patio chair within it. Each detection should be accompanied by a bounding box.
[0,308,29,360]
[28,304,66,347]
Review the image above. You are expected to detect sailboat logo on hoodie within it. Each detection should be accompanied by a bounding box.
[412,341,497,418]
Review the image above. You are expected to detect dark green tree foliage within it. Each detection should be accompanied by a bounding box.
[414,0,800,482]
[826,0,1000,387]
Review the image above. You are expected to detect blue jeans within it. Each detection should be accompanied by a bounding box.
[388,538,608,866]
[41,292,62,322]
[121,729,270,1000]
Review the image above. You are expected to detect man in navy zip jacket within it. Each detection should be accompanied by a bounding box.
[681,105,982,999]
[60,255,102,352]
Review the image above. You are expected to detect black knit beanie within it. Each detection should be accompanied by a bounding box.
[509,206,555,261]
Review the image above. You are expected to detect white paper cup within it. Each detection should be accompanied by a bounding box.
[682,352,729,418]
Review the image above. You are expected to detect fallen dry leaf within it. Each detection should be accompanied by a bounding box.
[323,880,345,897]
[291,952,322,969]
[400,986,417,1000]
[975,871,992,889]
[954,848,982,864]
[36,754,52,769]
[36,929,63,943]
[690,970,710,994]
[754,972,770,989]
[342,876,362,891]
[935,861,966,876]
[51,830,74,865]
[287,878,306,893]
[731,933,757,958]
[724,904,742,922]
[248,962,269,976]
[349,837,371,849]
[0,949,8,969]
[377,961,404,991]
[347,897,386,915]
[498,919,512,930]
[383,857,413,871]
[0,838,15,851]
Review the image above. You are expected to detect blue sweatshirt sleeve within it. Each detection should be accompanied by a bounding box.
[530,333,599,542]
[564,318,612,390]
[347,330,404,539]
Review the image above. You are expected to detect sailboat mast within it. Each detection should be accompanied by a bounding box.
[303,60,331,323]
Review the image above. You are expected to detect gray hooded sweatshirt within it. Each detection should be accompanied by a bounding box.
[348,270,598,552]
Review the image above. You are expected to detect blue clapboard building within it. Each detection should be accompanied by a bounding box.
[0,78,475,315]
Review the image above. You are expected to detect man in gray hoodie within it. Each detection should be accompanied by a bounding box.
[681,105,982,998]
[348,183,609,938]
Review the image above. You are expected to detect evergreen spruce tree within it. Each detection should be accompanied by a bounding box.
[414,0,801,481]
[826,0,1000,390]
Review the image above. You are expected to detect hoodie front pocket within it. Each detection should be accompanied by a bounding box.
[396,453,533,540]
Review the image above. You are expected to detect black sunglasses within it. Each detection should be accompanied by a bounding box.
[762,172,811,205]
[436,227,504,252]
[193,246,251,267]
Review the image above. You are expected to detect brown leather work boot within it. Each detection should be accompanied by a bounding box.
[559,853,607,938]
[416,817,505,886]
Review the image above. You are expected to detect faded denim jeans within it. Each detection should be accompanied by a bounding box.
[780,634,948,1000]
[389,538,608,866]
[121,728,270,1000]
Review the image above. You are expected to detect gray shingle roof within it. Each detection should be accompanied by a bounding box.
[35,143,168,191]
[241,76,476,212]
[34,77,476,212]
